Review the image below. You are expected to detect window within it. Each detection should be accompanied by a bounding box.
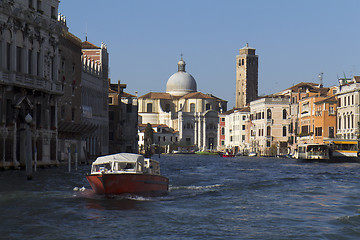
[242,135,245,141]
[230,136,233,142]
[283,126,287,137]
[221,118,225,122]
[301,125,309,135]
[338,98,341,107]
[338,116,341,129]
[28,49,32,75]
[126,104,132,113]
[221,127,225,135]
[37,52,40,76]
[71,108,75,121]
[242,125,245,130]
[315,127,322,136]
[267,126,271,136]
[165,104,170,112]
[6,43,11,70]
[266,141,271,147]
[283,109,287,119]
[108,97,113,104]
[329,106,334,115]
[242,116,246,120]
[51,6,56,19]
[16,46,22,72]
[221,140,225,146]
[190,103,195,112]
[329,127,334,138]
[29,0,33,8]
[206,103,211,110]
[147,103,152,113]
[267,109,272,119]
[37,0,42,12]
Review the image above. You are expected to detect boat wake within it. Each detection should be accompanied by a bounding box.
[170,183,223,191]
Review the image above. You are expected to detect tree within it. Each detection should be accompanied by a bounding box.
[144,123,154,157]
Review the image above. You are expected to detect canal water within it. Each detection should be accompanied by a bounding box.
[1,155,360,239]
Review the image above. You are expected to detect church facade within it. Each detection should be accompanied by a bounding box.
[138,58,227,151]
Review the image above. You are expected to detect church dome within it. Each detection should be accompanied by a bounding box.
[166,57,197,96]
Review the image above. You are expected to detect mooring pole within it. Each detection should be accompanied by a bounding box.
[34,147,37,172]
[68,147,71,172]
[75,147,78,171]
[25,123,33,180]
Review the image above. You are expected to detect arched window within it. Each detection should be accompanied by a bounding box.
[165,104,170,112]
[267,126,271,136]
[283,126,287,137]
[147,103,152,113]
[338,116,341,129]
[283,109,287,119]
[267,109,272,119]
[190,103,195,112]
[206,103,211,111]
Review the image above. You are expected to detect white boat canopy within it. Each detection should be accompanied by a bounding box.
[93,153,145,166]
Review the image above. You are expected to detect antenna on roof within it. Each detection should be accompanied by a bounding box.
[85,23,88,41]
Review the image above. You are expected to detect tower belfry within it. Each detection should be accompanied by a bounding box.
[235,43,258,108]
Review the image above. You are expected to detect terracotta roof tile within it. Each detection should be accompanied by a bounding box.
[138,92,173,100]
[81,41,100,49]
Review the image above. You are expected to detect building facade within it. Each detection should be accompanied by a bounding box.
[109,80,138,154]
[138,58,227,151]
[336,76,360,139]
[218,107,249,154]
[235,44,258,108]
[0,0,65,169]
[80,41,109,158]
[249,97,290,156]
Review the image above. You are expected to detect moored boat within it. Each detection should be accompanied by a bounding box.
[86,153,169,195]
[294,143,330,160]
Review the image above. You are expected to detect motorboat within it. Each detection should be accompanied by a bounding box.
[86,153,169,195]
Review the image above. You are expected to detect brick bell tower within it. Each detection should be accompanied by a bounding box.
[235,43,258,108]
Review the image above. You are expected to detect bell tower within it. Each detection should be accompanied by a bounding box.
[235,43,258,108]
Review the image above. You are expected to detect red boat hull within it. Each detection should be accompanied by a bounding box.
[86,173,169,195]
[222,154,235,157]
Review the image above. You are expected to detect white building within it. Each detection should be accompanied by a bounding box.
[219,108,249,154]
[138,58,227,151]
[336,76,360,139]
[249,97,290,156]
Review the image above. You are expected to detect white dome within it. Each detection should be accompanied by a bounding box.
[166,57,197,96]
[166,72,197,96]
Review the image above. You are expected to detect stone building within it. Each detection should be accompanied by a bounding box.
[57,30,84,163]
[138,57,227,151]
[249,97,290,156]
[218,107,249,154]
[80,41,109,158]
[0,0,65,169]
[336,76,360,139]
[235,43,258,108]
[109,80,138,154]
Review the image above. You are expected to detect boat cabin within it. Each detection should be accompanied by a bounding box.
[90,153,161,175]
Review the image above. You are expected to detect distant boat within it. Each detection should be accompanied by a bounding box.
[221,153,235,158]
[86,153,169,195]
[248,152,257,157]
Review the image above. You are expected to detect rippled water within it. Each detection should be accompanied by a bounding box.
[1,155,360,239]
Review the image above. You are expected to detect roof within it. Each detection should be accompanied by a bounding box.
[223,107,250,115]
[93,153,144,164]
[181,92,215,99]
[139,92,174,100]
[314,95,337,105]
[81,41,100,49]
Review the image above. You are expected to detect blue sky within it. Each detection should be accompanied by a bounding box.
[59,0,360,108]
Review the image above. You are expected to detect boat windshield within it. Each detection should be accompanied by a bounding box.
[306,145,327,153]
[93,163,112,173]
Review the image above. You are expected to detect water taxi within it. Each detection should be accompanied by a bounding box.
[86,153,169,195]
[294,144,330,160]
